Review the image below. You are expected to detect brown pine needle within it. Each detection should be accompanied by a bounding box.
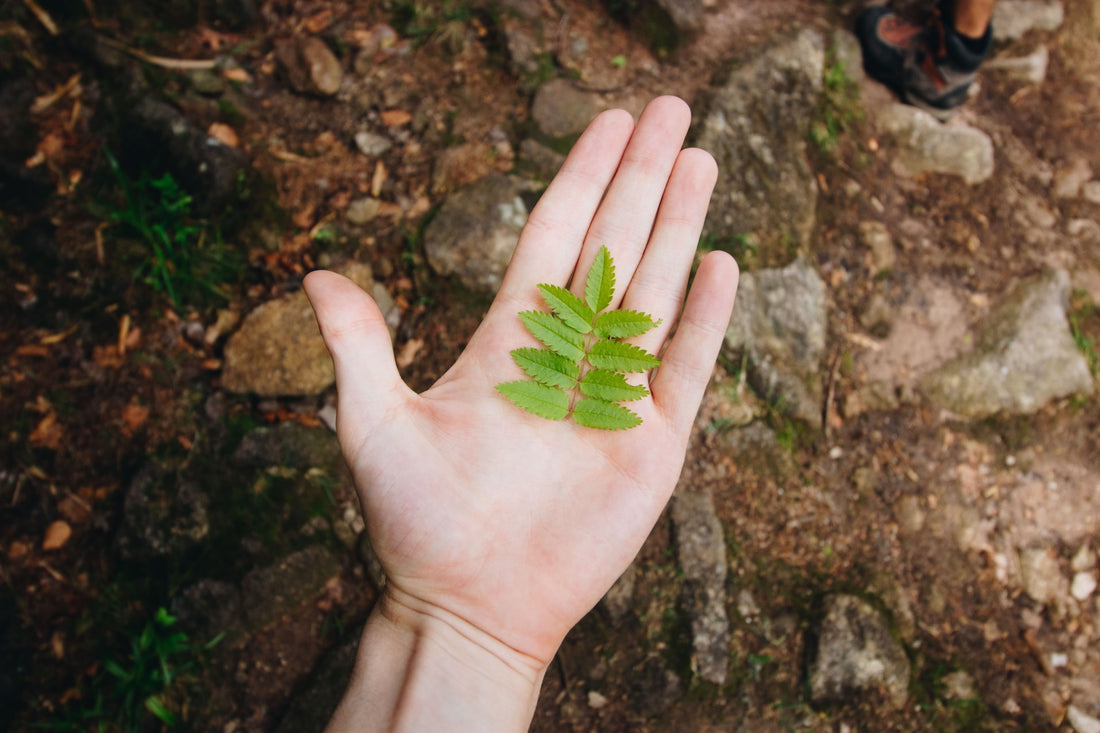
[22,0,58,35]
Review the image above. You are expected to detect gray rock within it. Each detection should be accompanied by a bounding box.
[500,13,549,85]
[274,631,361,733]
[187,68,226,96]
[222,262,395,396]
[530,79,607,138]
[713,420,798,479]
[172,579,242,640]
[940,670,978,700]
[275,37,343,96]
[810,594,910,708]
[985,45,1049,85]
[232,422,344,472]
[628,656,682,716]
[124,97,250,216]
[1083,181,1100,205]
[240,546,340,630]
[354,130,392,157]
[859,221,896,276]
[423,174,527,294]
[860,291,894,338]
[695,28,824,253]
[1067,704,1100,733]
[1019,546,1066,606]
[723,257,828,427]
[992,0,1065,42]
[601,565,637,623]
[876,104,994,185]
[671,487,730,685]
[921,269,1094,418]
[1052,159,1094,199]
[654,0,704,31]
[519,138,566,181]
[832,29,866,85]
[346,197,383,225]
[117,464,210,559]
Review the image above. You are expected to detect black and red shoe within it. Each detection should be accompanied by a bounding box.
[856,3,992,120]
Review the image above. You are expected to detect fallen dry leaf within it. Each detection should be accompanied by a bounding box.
[120,402,149,436]
[380,109,412,127]
[57,493,92,524]
[204,309,240,346]
[292,204,316,230]
[29,411,63,450]
[40,325,77,345]
[8,540,29,560]
[222,66,252,83]
[207,122,239,148]
[304,9,333,33]
[92,344,124,368]
[42,520,72,551]
[371,160,387,197]
[14,344,50,358]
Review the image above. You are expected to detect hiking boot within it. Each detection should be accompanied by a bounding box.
[856,3,992,120]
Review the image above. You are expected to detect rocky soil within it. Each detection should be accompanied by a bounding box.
[2,0,1100,731]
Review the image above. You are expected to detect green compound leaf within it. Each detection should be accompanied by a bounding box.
[585,245,615,313]
[588,340,661,373]
[538,283,594,334]
[496,380,570,420]
[593,309,661,339]
[498,247,662,430]
[573,398,643,430]
[511,347,579,389]
[580,369,650,402]
[519,310,585,362]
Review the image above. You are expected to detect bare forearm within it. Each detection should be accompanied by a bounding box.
[326,588,547,732]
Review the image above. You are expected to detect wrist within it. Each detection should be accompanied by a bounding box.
[327,586,548,732]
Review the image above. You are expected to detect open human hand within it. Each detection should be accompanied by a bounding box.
[305,95,738,731]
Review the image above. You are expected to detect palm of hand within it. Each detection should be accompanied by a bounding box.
[305,96,738,668]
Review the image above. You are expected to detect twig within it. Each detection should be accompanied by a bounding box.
[96,34,219,70]
[21,0,58,35]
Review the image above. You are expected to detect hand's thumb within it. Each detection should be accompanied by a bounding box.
[304,270,409,422]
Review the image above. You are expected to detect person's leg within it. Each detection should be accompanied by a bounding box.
[856,0,995,120]
[952,0,995,39]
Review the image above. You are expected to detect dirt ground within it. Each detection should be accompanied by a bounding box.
[2,0,1099,731]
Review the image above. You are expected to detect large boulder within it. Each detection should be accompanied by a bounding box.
[810,594,910,709]
[423,174,528,294]
[723,257,828,428]
[875,104,995,185]
[671,487,730,685]
[531,79,609,139]
[921,269,1094,418]
[695,28,825,254]
[222,263,396,397]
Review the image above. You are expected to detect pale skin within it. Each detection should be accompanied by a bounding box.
[952,0,995,38]
[304,96,739,731]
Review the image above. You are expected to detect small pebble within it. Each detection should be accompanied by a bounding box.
[1071,572,1097,601]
